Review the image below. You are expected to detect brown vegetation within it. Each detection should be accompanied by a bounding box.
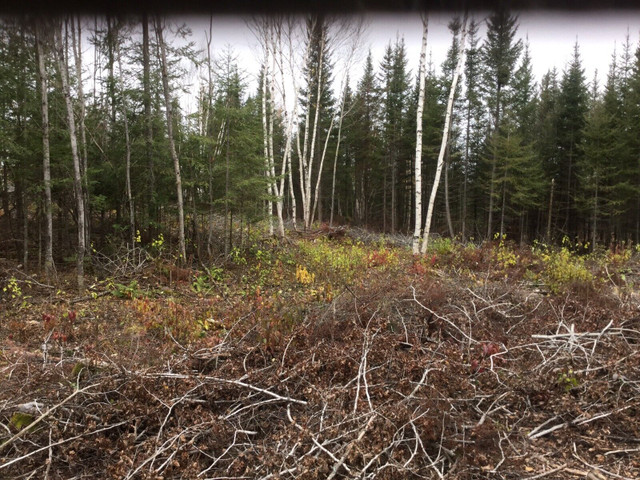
[1,234,639,478]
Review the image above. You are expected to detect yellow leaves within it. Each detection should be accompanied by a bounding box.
[295,265,315,285]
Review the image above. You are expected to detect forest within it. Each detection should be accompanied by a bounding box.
[1,10,640,280]
[1,9,640,480]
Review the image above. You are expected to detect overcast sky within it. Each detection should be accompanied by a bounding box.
[177,10,640,112]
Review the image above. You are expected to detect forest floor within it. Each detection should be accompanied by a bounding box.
[1,227,639,479]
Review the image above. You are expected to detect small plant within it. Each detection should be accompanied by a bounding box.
[230,246,247,266]
[470,342,504,373]
[151,233,165,254]
[111,280,142,299]
[557,368,579,392]
[493,234,518,270]
[296,265,315,284]
[192,266,224,293]
[2,277,22,300]
[429,237,454,255]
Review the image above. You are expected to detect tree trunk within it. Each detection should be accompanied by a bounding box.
[116,33,135,247]
[35,22,55,280]
[421,14,467,254]
[412,16,428,254]
[444,146,455,238]
[155,18,186,263]
[54,22,85,291]
[546,178,554,242]
[142,14,155,232]
[71,17,90,252]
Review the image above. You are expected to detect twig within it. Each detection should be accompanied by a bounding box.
[524,463,567,479]
[0,421,127,470]
[572,442,636,480]
[0,383,98,454]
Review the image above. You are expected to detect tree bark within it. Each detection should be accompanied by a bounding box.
[155,18,186,263]
[54,22,85,290]
[116,30,135,247]
[422,14,467,254]
[35,22,55,280]
[71,17,90,252]
[412,16,428,254]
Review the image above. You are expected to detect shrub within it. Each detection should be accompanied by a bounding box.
[538,246,594,294]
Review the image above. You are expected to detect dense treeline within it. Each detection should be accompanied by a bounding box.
[1,11,640,286]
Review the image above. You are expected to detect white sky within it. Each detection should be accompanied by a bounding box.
[175,10,640,113]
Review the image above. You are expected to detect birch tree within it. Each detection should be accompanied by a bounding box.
[421,14,468,254]
[155,17,186,262]
[412,15,428,254]
[70,17,90,250]
[53,21,85,290]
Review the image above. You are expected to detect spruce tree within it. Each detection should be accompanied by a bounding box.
[350,51,381,226]
[481,7,522,238]
[461,18,485,241]
[379,38,410,233]
[556,42,589,237]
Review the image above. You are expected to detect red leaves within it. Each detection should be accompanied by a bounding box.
[470,342,505,374]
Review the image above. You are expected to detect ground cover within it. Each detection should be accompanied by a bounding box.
[1,229,639,479]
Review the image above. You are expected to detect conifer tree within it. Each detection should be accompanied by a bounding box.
[556,42,589,237]
[461,18,485,240]
[481,7,522,238]
[350,51,381,226]
[380,38,410,233]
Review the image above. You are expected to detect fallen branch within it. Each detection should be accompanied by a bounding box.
[525,463,567,479]
[0,383,98,454]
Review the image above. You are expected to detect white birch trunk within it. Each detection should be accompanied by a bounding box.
[54,23,85,290]
[421,15,468,254]
[412,16,429,254]
[156,18,186,262]
[303,20,325,230]
[71,18,90,251]
[261,51,274,236]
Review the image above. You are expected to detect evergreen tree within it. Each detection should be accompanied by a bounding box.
[556,42,589,237]
[481,7,522,238]
[379,38,411,233]
[350,50,381,226]
[535,68,561,240]
[461,18,485,241]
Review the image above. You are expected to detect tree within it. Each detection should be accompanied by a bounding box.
[34,21,55,278]
[481,7,522,238]
[535,68,561,241]
[296,15,335,230]
[461,18,484,241]
[380,38,411,233]
[155,17,186,262]
[54,20,86,291]
[421,14,468,253]
[556,42,589,237]
[349,50,381,226]
[412,16,428,254]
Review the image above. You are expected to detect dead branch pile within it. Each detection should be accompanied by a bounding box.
[1,269,639,479]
